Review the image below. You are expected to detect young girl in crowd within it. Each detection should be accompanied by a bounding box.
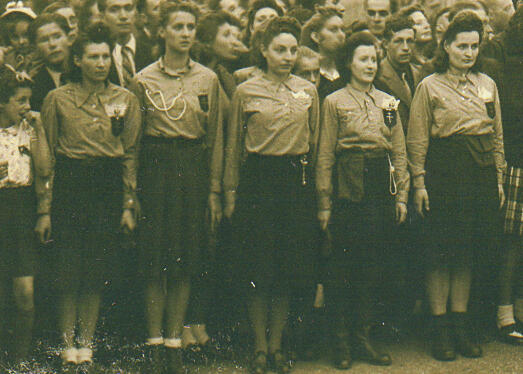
[316,31,409,369]
[224,16,319,374]
[0,1,37,72]
[131,2,224,372]
[0,64,51,366]
[40,22,141,372]
[407,11,506,361]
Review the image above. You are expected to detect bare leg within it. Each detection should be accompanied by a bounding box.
[145,280,166,339]
[165,276,191,339]
[247,291,269,354]
[12,276,34,362]
[449,265,472,313]
[59,292,77,349]
[427,266,450,316]
[77,290,102,348]
[268,294,289,354]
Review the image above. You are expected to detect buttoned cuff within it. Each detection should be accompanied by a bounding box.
[318,194,332,211]
[412,175,425,189]
[395,190,409,205]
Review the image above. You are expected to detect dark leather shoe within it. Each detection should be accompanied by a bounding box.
[166,348,184,374]
[251,351,268,374]
[353,325,392,366]
[269,350,292,374]
[452,313,482,358]
[333,335,352,370]
[455,326,482,358]
[432,323,456,361]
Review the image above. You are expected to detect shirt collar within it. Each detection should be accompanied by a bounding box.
[260,73,303,93]
[444,70,477,89]
[345,83,379,108]
[320,67,340,82]
[72,82,119,108]
[158,57,195,77]
[117,34,136,55]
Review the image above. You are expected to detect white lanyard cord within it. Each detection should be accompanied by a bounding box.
[387,153,397,196]
[145,88,187,121]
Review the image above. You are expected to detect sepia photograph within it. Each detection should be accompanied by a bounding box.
[0,0,521,372]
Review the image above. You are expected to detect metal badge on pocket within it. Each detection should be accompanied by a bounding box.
[111,116,125,137]
[485,101,495,119]
[382,109,397,128]
[198,94,209,112]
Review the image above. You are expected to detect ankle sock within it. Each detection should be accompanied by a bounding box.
[497,304,516,329]
[77,347,93,363]
[146,337,164,346]
[164,338,182,349]
[182,326,197,348]
[191,324,210,345]
[61,347,78,364]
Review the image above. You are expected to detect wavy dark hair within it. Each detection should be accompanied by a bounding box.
[68,22,112,82]
[336,31,378,85]
[300,7,343,51]
[28,13,70,45]
[433,10,483,73]
[194,11,242,65]
[244,0,284,45]
[157,1,200,56]
[0,64,32,104]
[383,13,414,41]
[254,16,301,71]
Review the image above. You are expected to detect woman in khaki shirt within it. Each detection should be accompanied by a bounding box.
[315,31,408,370]
[407,11,506,362]
[224,16,319,374]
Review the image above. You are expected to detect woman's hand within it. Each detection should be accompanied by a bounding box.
[121,208,136,233]
[35,214,52,244]
[395,202,408,225]
[414,188,430,218]
[209,192,223,233]
[318,210,331,231]
[224,191,236,220]
[498,183,505,209]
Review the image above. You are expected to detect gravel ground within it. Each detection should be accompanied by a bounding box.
[1,333,521,373]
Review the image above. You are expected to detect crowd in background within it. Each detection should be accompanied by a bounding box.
[0,0,521,373]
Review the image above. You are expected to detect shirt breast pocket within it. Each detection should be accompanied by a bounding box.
[338,107,358,126]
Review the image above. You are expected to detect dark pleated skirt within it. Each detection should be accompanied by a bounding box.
[424,136,501,265]
[138,136,210,281]
[232,153,318,293]
[52,156,123,291]
[0,186,37,278]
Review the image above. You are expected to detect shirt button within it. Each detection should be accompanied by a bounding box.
[92,104,97,109]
